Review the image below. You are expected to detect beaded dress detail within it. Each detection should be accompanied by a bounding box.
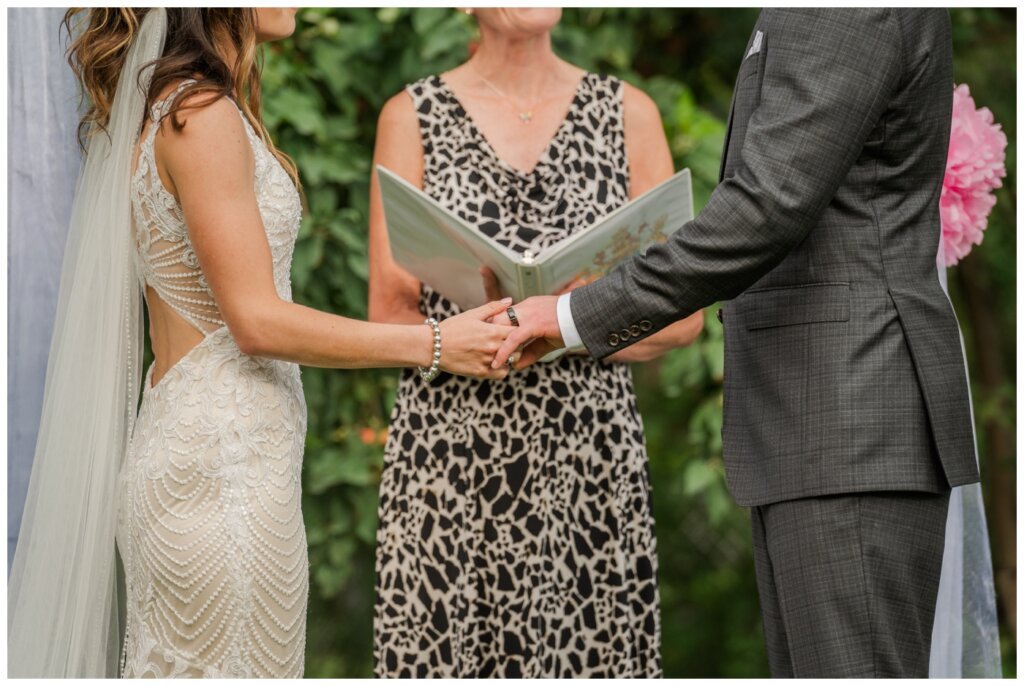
[116,82,308,678]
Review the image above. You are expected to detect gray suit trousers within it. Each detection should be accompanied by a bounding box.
[751,490,950,677]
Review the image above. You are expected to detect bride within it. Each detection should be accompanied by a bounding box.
[7,8,513,678]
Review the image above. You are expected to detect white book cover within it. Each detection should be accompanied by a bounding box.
[377,165,694,310]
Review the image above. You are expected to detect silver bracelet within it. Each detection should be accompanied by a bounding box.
[418,317,442,382]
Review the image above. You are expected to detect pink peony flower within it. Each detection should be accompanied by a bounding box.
[939,84,1008,266]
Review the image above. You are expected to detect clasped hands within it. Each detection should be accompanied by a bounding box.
[480,267,584,372]
[433,268,587,380]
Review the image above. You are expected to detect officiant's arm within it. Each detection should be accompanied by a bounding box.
[602,82,705,362]
[368,92,426,325]
[568,9,903,359]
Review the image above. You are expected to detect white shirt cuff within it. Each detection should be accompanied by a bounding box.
[557,292,586,351]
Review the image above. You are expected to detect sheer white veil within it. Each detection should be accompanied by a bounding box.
[7,9,167,677]
[929,256,1002,677]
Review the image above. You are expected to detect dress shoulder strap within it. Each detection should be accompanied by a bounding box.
[148,78,199,123]
[404,75,452,119]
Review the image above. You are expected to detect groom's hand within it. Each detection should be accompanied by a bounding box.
[490,295,564,369]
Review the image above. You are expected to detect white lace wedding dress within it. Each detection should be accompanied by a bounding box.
[116,83,308,678]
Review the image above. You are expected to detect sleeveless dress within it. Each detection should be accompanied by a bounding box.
[374,73,661,678]
[116,83,308,678]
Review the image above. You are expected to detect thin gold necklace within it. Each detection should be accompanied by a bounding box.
[473,70,552,125]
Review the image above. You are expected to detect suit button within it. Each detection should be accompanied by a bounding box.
[620,328,631,340]
[717,308,724,323]
[640,320,652,332]
[608,332,620,347]
[629,324,641,336]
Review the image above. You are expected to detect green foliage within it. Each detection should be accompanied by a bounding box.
[255,8,1015,677]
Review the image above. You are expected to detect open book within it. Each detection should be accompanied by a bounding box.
[377,165,694,310]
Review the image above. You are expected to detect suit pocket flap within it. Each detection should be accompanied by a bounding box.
[740,283,851,331]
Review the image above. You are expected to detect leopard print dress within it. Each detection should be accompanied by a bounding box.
[374,73,661,678]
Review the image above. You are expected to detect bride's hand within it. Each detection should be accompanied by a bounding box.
[437,298,516,380]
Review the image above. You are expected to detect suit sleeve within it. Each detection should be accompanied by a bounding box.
[570,9,904,358]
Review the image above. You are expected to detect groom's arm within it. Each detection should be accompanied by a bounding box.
[568,9,905,359]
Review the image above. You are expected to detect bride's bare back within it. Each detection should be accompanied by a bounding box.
[132,85,224,387]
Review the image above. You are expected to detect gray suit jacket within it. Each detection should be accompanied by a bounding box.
[570,9,980,505]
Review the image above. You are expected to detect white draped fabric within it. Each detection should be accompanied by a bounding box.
[7,6,81,568]
[929,260,1002,677]
[8,8,165,675]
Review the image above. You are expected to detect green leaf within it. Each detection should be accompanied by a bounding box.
[683,459,716,496]
[270,88,327,139]
[353,488,379,545]
[420,16,470,61]
[307,448,376,493]
[376,7,402,24]
[411,7,449,35]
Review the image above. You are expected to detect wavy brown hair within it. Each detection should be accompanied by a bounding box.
[63,8,298,186]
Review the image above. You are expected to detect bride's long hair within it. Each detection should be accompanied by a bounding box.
[63,8,298,185]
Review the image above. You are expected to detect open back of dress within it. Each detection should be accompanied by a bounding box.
[117,81,309,678]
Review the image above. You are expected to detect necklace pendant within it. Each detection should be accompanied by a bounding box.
[519,111,533,124]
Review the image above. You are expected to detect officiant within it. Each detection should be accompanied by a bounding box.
[364,7,703,678]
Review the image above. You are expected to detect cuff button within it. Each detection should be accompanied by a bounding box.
[608,332,620,346]
[639,320,652,331]
[629,324,641,336]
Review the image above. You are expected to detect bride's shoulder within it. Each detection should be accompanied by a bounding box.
[151,86,252,176]
[154,78,242,130]
[154,81,245,141]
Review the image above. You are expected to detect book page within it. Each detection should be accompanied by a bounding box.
[537,169,694,293]
[377,166,522,309]
[378,165,693,307]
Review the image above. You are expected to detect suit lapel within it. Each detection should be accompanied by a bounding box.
[719,13,764,182]
[719,92,738,182]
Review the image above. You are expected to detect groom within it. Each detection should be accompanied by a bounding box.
[494,9,979,678]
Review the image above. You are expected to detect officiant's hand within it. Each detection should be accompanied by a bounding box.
[438,299,517,380]
[554,276,593,295]
[482,268,592,319]
[490,295,564,370]
[480,266,505,303]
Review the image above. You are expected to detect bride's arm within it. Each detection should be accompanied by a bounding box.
[156,95,511,378]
